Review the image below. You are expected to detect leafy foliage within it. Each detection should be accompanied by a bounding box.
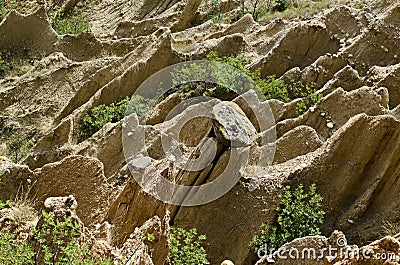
[168,52,246,100]
[34,211,114,264]
[0,49,33,78]
[229,0,292,22]
[168,227,209,265]
[0,231,35,265]
[51,9,91,35]
[0,206,114,265]
[0,199,13,210]
[8,134,35,163]
[75,97,130,141]
[144,233,155,242]
[169,51,320,105]
[0,0,7,21]
[296,87,323,116]
[127,95,153,122]
[75,95,153,142]
[250,184,325,256]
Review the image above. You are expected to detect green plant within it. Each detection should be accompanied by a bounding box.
[168,227,209,265]
[253,74,290,102]
[169,51,318,104]
[295,85,323,116]
[0,0,7,21]
[8,134,35,163]
[127,95,153,122]
[51,8,91,35]
[34,211,114,265]
[250,184,325,256]
[144,233,155,242]
[75,97,130,141]
[169,51,249,100]
[0,231,35,265]
[0,199,13,210]
[354,1,365,9]
[0,204,115,264]
[0,49,33,78]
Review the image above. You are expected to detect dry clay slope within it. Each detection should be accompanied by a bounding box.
[1,0,400,264]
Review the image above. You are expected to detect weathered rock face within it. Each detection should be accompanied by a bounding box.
[274,125,322,164]
[0,8,58,55]
[2,1,400,265]
[32,156,113,226]
[212,101,258,147]
[367,63,400,109]
[118,215,171,265]
[276,87,388,141]
[0,155,112,227]
[252,23,341,78]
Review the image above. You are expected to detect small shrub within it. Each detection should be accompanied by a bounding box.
[127,95,153,122]
[75,97,130,141]
[0,49,33,78]
[51,9,91,35]
[354,1,365,9]
[253,74,290,102]
[34,211,114,264]
[0,199,13,210]
[0,0,7,21]
[8,134,35,163]
[75,96,152,141]
[169,51,250,100]
[273,0,291,12]
[250,184,325,256]
[169,51,318,104]
[295,85,323,116]
[0,204,116,264]
[169,227,209,265]
[0,231,35,265]
[144,233,155,242]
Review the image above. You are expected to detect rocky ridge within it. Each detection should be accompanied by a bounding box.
[1,0,400,264]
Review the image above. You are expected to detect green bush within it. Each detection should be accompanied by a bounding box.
[169,51,319,105]
[0,200,13,210]
[75,97,130,141]
[171,51,262,100]
[8,134,35,163]
[34,211,114,265]
[0,231,35,265]
[168,227,209,265]
[127,95,153,122]
[0,207,114,264]
[250,184,325,256]
[51,9,91,35]
[75,96,153,141]
[273,0,292,12]
[0,0,7,21]
[295,85,323,116]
